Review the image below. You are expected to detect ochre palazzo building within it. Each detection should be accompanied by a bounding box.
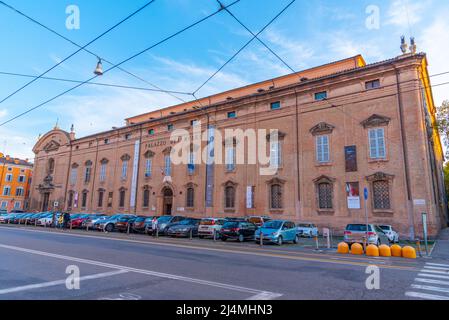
[29,53,448,238]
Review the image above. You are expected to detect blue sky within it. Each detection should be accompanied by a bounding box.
[1,0,449,160]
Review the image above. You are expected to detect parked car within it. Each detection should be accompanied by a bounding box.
[247,216,272,227]
[115,216,145,233]
[167,218,201,237]
[378,225,399,243]
[144,216,159,235]
[198,218,226,239]
[154,216,186,235]
[0,210,7,215]
[132,216,154,233]
[83,215,108,229]
[219,221,257,242]
[96,214,134,232]
[0,213,15,223]
[297,223,319,238]
[343,224,390,246]
[37,213,56,226]
[70,214,95,229]
[255,220,298,245]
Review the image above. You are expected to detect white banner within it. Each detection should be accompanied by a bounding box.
[130,140,140,208]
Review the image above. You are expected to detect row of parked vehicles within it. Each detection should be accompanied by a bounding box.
[0,212,399,246]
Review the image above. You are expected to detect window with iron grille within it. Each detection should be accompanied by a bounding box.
[119,189,126,208]
[84,166,91,183]
[317,183,333,209]
[67,192,74,209]
[270,184,283,209]
[143,189,150,208]
[225,186,235,209]
[186,188,194,208]
[98,190,104,208]
[81,191,88,208]
[373,180,391,210]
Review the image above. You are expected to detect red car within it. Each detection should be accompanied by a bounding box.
[70,214,103,229]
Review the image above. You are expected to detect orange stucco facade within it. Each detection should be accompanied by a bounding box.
[28,53,448,238]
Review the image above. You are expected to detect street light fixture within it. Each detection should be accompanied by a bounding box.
[94,58,103,76]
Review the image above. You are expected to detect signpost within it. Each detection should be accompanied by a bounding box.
[422,213,429,256]
[364,187,369,250]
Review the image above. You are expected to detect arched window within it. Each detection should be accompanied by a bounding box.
[98,189,105,208]
[143,188,150,208]
[81,190,88,208]
[225,186,235,209]
[313,175,335,211]
[67,191,74,209]
[270,184,283,209]
[186,187,194,208]
[84,161,92,183]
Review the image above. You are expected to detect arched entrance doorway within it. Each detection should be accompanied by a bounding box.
[162,187,173,215]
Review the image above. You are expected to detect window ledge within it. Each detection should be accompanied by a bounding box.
[368,158,389,164]
[224,208,236,213]
[372,210,394,217]
[269,209,284,214]
[315,162,332,167]
[317,209,334,215]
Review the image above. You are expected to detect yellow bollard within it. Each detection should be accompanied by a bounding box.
[391,244,402,257]
[337,242,349,254]
[379,244,392,257]
[351,243,364,255]
[402,246,417,259]
[366,244,379,257]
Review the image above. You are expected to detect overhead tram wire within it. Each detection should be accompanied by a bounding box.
[0,71,192,96]
[193,0,297,95]
[216,0,296,74]
[0,0,157,106]
[0,0,241,127]
[0,0,187,103]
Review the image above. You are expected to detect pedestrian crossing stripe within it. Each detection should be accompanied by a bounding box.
[405,262,449,300]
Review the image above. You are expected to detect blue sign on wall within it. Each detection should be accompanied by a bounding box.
[364,188,369,200]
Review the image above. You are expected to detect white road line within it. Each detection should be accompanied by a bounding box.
[424,266,449,271]
[0,243,282,300]
[411,284,449,294]
[418,273,449,280]
[415,278,449,286]
[0,270,128,295]
[426,263,449,267]
[419,269,449,275]
[246,292,284,300]
[405,291,449,300]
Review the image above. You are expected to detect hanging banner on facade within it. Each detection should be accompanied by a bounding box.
[73,192,78,208]
[346,182,360,209]
[246,186,254,209]
[130,140,140,208]
[205,125,215,208]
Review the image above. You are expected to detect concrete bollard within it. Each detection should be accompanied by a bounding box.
[213,230,217,242]
[391,244,402,257]
[379,244,392,257]
[337,242,349,254]
[25,220,27,226]
[127,223,130,235]
[190,228,193,240]
[314,235,319,250]
[366,244,380,257]
[416,239,423,258]
[402,246,417,259]
[351,243,364,255]
[156,228,159,238]
[260,232,263,247]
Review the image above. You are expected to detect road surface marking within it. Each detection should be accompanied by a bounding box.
[425,263,449,267]
[0,226,420,272]
[410,284,449,294]
[418,273,449,280]
[0,243,282,300]
[0,270,128,295]
[246,292,283,300]
[405,292,449,300]
[419,269,449,275]
[423,266,449,271]
[415,278,449,286]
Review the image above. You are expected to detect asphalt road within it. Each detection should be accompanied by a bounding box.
[0,225,447,300]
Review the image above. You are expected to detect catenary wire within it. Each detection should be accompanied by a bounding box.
[0,0,156,106]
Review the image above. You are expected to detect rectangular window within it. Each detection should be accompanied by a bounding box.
[5,174,12,182]
[191,119,199,126]
[84,167,91,183]
[121,160,128,179]
[0,201,7,209]
[98,191,104,208]
[18,175,25,183]
[119,190,126,208]
[104,139,109,145]
[100,163,107,182]
[15,188,24,197]
[148,129,155,135]
[270,141,282,167]
[145,159,152,178]
[373,180,391,210]
[365,79,380,90]
[344,146,358,172]
[316,135,330,163]
[167,124,174,132]
[314,91,327,101]
[125,134,132,140]
[225,147,235,171]
[227,111,237,119]
[107,192,113,208]
[270,101,281,110]
[369,128,386,159]
[14,201,21,209]
[3,186,11,196]
[81,192,87,208]
[318,183,333,209]
[164,155,171,176]
[70,168,78,185]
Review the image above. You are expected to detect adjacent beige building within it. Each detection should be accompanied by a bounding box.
[29,53,448,238]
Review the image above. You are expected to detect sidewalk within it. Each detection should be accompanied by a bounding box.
[430,228,449,260]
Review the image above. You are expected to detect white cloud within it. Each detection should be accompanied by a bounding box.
[385,0,429,28]
[327,32,385,61]
[0,109,7,119]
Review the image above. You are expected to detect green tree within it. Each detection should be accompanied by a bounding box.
[436,100,449,158]
[444,162,449,197]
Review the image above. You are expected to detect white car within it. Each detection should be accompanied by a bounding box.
[378,225,399,243]
[297,223,319,237]
[37,214,54,226]
[198,218,226,238]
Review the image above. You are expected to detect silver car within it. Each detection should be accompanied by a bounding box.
[378,225,399,243]
[344,224,390,246]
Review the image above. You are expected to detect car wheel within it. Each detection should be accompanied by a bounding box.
[221,237,227,242]
[277,236,283,246]
[199,235,204,239]
[105,224,114,232]
[293,235,299,244]
[238,234,245,242]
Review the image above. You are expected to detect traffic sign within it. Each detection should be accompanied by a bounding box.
[364,188,369,200]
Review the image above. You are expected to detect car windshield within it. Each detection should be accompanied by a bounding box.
[178,219,198,225]
[134,217,146,222]
[347,224,373,232]
[263,221,283,229]
[298,224,312,228]
[379,225,391,231]
[223,222,240,228]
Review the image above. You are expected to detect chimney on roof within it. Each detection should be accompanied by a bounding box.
[70,124,76,141]
[409,37,417,54]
